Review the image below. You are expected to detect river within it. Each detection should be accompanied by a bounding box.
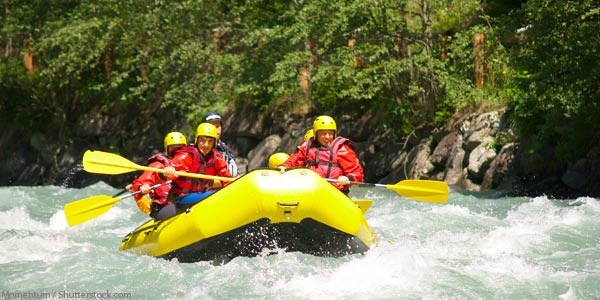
[1,182,599,299]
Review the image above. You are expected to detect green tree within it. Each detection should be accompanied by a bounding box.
[507,0,600,161]
[8,0,584,158]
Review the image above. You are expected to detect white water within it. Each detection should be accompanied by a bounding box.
[1,183,599,299]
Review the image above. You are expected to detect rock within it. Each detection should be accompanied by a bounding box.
[30,132,54,164]
[463,112,501,151]
[579,147,600,195]
[5,103,600,198]
[444,142,466,185]
[380,150,408,183]
[404,139,435,179]
[430,131,460,167]
[458,170,481,191]
[481,143,516,190]
[235,157,250,175]
[561,159,589,190]
[247,135,282,170]
[514,138,563,179]
[561,146,600,194]
[76,111,110,137]
[467,137,497,182]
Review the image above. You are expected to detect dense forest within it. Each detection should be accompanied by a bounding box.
[0,0,598,189]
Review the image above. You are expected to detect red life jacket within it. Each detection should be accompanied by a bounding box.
[305,136,350,182]
[169,145,218,197]
[145,153,172,204]
[147,153,171,166]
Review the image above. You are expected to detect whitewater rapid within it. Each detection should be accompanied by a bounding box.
[1,183,599,299]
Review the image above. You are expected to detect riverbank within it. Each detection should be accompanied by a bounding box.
[224,106,600,198]
[1,105,599,198]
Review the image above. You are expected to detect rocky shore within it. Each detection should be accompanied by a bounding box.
[231,107,600,198]
[2,106,599,198]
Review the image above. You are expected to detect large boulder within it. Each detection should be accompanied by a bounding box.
[247,135,282,171]
[467,138,497,183]
[481,143,516,190]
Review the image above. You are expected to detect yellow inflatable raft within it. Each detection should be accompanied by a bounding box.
[119,168,377,262]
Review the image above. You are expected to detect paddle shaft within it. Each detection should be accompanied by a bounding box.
[118,181,171,201]
[326,179,381,187]
[64,181,171,226]
[112,189,128,197]
[85,156,235,182]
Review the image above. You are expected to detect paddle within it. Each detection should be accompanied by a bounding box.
[327,179,449,204]
[112,189,127,197]
[82,150,235,182]
[64,182,168,227]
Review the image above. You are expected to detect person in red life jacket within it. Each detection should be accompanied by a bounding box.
[280,115,364,195]
[126,132,187,220]
[202,111,239,176]
[163,122,233,213]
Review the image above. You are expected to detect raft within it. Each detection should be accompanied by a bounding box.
[119,168,377,263]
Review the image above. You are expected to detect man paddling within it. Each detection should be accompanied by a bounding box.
[127,132,186,220]
[163,123,233,217]
[280,115,364,195]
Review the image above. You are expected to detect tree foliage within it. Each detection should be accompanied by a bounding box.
[1,0,598,162]
[506,0,600,161]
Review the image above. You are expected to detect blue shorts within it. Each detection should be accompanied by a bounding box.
[176,190,217,204]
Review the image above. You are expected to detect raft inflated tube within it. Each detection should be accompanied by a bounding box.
[119,168,376,262]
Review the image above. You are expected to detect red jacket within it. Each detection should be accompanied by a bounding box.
[282,136,364,193]
[168,145,232,197]
[131,154,172,213]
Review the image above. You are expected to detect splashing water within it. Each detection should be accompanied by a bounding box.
[1,184,599,299]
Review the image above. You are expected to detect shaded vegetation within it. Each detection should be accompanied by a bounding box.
[1,0,598,164]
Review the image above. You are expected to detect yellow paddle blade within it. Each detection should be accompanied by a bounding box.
[327,177,448,204]
[64,195,121,226]
[387,180,449,204]
[82,150,235,181]
[352,199,373,214]
[83,150,140,174]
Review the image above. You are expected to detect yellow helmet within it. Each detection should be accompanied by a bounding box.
[313,115,337,133]
[163,132,187,152]
[268,152,289,168]
[303,129,314,141]
[195,123,218,141]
